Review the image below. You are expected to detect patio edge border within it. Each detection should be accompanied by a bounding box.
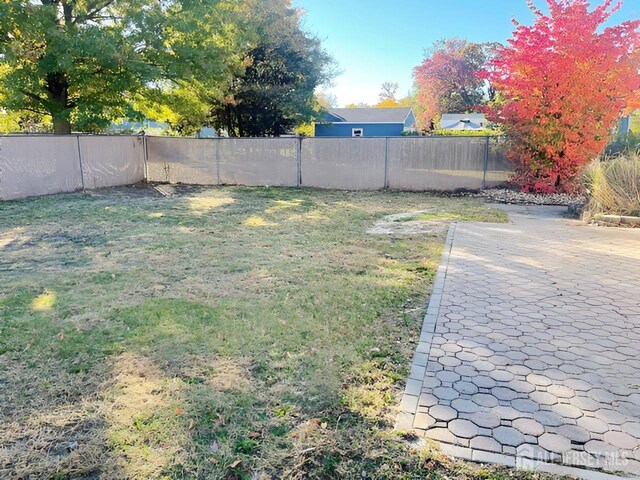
[395,222,457,431]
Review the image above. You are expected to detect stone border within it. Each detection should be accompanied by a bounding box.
[437,443,628,480]
[395,222,630,480]
[594,214,640,227]
[396,223,457,431]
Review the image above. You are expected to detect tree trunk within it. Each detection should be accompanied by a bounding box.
[46,72,72,134]
[53,117,72,134]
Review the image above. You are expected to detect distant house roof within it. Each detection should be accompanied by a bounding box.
[326,107,413,123]
[440,113,487,130]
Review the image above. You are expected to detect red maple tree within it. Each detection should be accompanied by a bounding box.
[483,0,640,192]
[414,38,494,130]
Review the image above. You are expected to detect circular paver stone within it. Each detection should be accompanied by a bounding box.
[453,380,478,395]
[530,391,558,406]
[456,351,478,362]
[436,370,461,383]
[472,393,499,408]
[432,386,459,401]
[588,388,616,404]
[547,384,575,399]
[584,440,619,456]
[439,356,462,368]
[449,419,479,439]
[507,365,531,376]
[492,405,526,421]
[469,411,501,429]
[455,365,478,377]
[422,376,441,389]
[596,408,628,425]
[603,431,638,450]
[508,380,536,394]
[552,404,583,420]
[577,416,609,434]
[451,399,480,414]
[538,433,571,454]
[527,373,553,387]
[470,436,502,453]
[513,418,545,437]
[489,369,515,382]
[474,360,496,372]
[492,387,519,401]
[534,410,565,427]
[564,378,592,391]
[471,375,496,389]
[419,393,439,408]
[512,399,540,413]
[558,425,591,444]
[494,426,526,447]
[429,404,458,422]
[571,396,600,412]
[442,343,462,353]
[622,422,640,437]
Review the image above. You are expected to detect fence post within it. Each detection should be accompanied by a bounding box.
[142,133,149,182]
[482,136,490,189]
[383,137,389,190]
[296,137,302,187]
[215,138,221,186]
[76,134,86,192]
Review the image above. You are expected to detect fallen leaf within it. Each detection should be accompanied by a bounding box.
[247,431,260,439]
[230,460,241,468]
[188,419,195,430]
[175,407,184,415]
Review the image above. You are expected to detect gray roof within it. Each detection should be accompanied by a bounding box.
[327,107,413,123]
[440,113,487,131]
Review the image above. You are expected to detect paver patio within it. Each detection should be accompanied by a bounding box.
[398,205,640,476]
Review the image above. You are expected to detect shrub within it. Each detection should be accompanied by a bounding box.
[584,154,640,218]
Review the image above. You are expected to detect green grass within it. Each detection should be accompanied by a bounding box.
[0,186,558,479]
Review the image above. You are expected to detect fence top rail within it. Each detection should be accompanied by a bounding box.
[146,135,503,140]
[0,133,505,141]
[0,133,145,138]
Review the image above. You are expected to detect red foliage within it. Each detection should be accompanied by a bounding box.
[483,0,640,193]
[414,38,490,129]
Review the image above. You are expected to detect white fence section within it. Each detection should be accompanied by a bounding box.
[0,135,513,201]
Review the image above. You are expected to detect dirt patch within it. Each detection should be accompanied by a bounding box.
[367,211,450,236]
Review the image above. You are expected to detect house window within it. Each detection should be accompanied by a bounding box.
[352,128,364,137]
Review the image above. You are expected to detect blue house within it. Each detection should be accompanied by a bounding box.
[314,107,417,137]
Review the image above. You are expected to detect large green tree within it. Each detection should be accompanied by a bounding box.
[0,0,244,133]
[208,0,334,137]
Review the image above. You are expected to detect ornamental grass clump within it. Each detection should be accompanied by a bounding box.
[584,154,640,218]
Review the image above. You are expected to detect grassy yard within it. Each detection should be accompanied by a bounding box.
[0,186,553,479]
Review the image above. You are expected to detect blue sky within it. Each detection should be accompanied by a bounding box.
[294,0,639,107]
